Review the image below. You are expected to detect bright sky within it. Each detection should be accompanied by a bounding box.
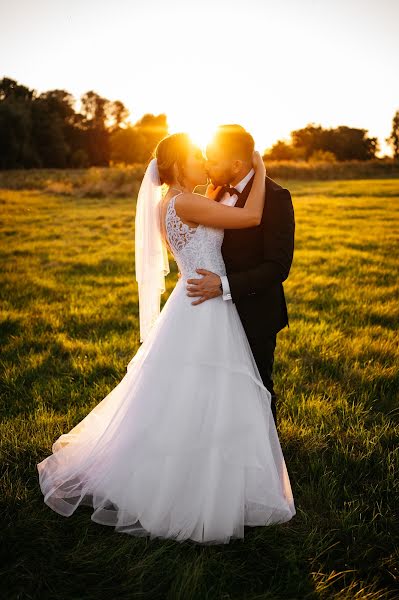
[1,0,398,155]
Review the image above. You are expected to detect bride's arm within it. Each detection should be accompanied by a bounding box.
[176,152,266,229]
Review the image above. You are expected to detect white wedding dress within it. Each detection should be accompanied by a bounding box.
[37,194,296,544]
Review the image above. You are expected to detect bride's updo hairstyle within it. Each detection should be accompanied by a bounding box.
[154,133,192,187]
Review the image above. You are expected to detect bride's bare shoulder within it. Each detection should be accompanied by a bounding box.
[173,192,207,226]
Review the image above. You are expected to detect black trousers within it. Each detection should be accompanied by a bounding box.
[247,333,278,428]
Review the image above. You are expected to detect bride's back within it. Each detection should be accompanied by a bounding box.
[162,194,226,282]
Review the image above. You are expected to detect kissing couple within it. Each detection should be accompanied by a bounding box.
[37,124,296,545]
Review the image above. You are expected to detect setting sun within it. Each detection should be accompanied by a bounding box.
[168,118,220,151]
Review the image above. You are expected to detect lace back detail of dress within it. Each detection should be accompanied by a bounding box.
[165,195,198,253]
[164,193,226,281]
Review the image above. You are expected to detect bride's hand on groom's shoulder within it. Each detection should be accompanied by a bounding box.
[253,151,266,175]
[205,183,223,201]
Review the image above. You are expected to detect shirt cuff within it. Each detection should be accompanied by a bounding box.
[220,275,232,301]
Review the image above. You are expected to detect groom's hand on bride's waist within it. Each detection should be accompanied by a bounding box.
[186,269,222,305]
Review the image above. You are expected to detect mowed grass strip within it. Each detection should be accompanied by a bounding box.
[0,179,398,599]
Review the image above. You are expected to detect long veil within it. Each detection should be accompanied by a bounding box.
[135,158,170,343]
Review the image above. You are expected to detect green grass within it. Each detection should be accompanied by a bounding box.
[1,178,398,599]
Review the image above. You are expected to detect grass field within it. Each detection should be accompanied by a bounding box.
[1,177,398,599]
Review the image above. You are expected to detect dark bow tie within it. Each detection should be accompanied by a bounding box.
[221,185,241,197]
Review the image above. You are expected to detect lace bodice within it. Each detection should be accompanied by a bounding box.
[165,194,226,281]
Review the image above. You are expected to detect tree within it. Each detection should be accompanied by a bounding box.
[110,113,168,165]
[0,101,39,168]
[308,150,337,163]
[0,78,39,168]
[106,100,129,133]
[290,124,378,161]
[263,140,305,161]
[387,109,399,159]
[134,113,168,162]
[0,79,87,168]
[31,90,77,167]
[80,91,111,166]
[291,124,325,159]
[0,77,34,103]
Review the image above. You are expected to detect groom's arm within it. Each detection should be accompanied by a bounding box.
[227,189,295,301]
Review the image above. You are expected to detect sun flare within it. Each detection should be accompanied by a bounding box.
[168,118,220,153]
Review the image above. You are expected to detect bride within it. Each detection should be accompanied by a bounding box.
[37,132,296,544]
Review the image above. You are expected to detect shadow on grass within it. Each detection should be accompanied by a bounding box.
[1,426,397,599]
[0,340,124,418]
[60,315,133,341]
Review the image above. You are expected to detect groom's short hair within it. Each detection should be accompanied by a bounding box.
[209,124,255,163]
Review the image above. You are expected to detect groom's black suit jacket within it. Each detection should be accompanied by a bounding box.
[216,175,295,340]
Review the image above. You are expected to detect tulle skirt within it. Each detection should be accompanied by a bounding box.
[37,278,296,544]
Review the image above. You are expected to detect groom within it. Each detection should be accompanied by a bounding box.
[186,124,295,427]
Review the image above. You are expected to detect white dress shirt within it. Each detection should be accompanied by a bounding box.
[219,168,255,301]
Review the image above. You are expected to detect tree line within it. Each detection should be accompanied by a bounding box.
[264,119,399,162]
[0,78,167,169]
[0,77,398,169]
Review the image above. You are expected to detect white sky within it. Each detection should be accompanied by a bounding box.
[1,0,398,155]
